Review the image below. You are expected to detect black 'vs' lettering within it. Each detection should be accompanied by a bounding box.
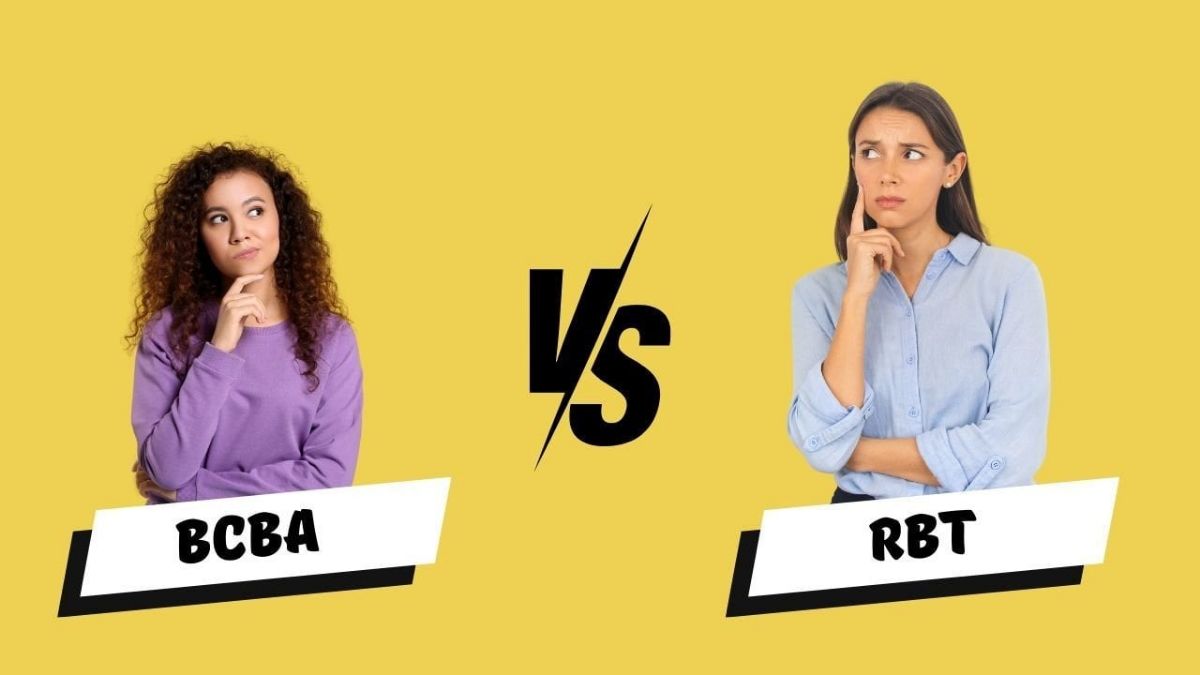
[529,209,670,467]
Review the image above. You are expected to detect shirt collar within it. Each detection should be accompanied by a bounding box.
[945,231,982,265]
[838,231,982,271]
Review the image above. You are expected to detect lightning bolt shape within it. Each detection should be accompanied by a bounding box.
[534,206,653,469]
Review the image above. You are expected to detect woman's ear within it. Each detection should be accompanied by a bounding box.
[945,151,967,185]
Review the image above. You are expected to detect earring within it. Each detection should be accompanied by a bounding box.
[944,182,953,188]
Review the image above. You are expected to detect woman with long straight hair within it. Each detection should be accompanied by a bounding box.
[788,82,1049,503]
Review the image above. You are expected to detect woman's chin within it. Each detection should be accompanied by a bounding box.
[872,215,914,231]
[219,263,273,281]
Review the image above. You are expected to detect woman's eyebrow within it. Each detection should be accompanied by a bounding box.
[857,139,931,149]
[203,196,265,215]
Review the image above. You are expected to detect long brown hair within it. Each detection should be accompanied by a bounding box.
[127,142,347,391]
[834,82,988,261]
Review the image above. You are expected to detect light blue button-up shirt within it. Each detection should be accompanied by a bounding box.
[787,232,1049,498]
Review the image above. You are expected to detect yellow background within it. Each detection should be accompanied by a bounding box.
[3,1,1194,670]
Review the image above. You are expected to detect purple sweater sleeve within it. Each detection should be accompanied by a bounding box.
[175,322,364,501]
[132,317,245,491]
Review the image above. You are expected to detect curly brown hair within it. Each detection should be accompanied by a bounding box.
[127,142,347,391]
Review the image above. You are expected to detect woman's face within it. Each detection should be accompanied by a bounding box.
[853,106,965,233]
[200,169,281,282]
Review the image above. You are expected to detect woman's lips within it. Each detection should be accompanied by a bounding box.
[234,248,260,260]
[875,197,905,209]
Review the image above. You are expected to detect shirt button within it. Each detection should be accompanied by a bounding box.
[906,356,915,365]
[807,436,820,449]
[925,272,935,280]
[989,459,1003,470]
[908,407,919,418]
[904,309,912,318]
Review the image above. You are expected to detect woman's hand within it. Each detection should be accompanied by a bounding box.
[844,182,905,299]
[132,460,177,502]
[211,274,267,353]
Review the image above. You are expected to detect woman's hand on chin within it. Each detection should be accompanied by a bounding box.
[844,181,905,300]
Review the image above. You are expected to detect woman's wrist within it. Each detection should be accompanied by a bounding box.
[840,290,872,314]
[211,335,236,353]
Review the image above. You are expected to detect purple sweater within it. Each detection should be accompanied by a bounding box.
[132,303,363,503]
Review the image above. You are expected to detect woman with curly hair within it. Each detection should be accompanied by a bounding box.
[128,143,363,504]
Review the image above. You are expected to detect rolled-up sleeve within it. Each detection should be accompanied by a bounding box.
[915,262,1050,491]
[787,283,875,473]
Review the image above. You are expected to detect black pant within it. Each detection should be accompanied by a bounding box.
[831,486,876,504]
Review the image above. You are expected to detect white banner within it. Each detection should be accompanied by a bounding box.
[80,478,451,597]
[748,478,1118,597]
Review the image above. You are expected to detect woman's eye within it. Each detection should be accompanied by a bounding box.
[208,214,227,225]
[905,149,924,160]
[248,206,264,217]
[861,148,879,159]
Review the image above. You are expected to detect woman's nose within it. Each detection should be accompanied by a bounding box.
[229,217,250,243]
[880,158,901,184]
